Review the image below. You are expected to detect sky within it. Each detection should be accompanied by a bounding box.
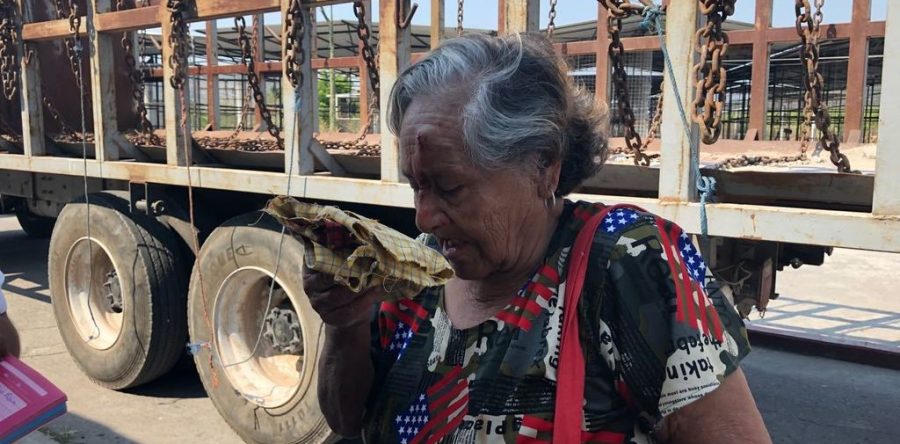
[246,0,888,30]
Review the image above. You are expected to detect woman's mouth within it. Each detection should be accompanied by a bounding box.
[441,239,467,260]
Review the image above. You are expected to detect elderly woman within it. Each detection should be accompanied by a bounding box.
[305,34,770,443]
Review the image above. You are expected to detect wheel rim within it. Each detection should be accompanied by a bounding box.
[63,237,125,350]
[213,267,305,409]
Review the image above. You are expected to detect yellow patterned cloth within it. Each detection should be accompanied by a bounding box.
[264,196,454,300]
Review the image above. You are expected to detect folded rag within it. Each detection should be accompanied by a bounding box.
[264,196,454,300]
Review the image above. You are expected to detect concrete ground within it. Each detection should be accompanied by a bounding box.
[1,213,897,443]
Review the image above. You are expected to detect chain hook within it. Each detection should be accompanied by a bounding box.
[396,1,418,30]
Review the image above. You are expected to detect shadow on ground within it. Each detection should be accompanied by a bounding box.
[752,296,900,348]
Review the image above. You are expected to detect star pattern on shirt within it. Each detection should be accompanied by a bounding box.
[395,393,429,443]
[678,232,708,283]
[389,321,414,361]
[602,208,642,234]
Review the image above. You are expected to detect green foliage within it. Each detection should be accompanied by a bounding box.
[318,70,354,131]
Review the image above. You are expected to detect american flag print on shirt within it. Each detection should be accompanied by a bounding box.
[657,219,725,342]
[601,208,642,235]
[399,365,470,444]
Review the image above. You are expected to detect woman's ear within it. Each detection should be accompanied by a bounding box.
[537,157,562,200]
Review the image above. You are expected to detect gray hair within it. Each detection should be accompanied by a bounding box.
[387,33,608,196]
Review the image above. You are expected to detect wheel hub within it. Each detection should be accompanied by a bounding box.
[263,306,303,355]
[103,270,123,313]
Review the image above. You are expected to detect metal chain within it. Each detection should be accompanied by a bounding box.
[353,1,380,109]
[167,0,189,90]
[547,0,558,38]
[55,0,82,88]
[0,0,19,101]
[457,0,464,36]
[690,0,735,145]
[284,0,307,89]
[640,80,664,152]
[122,34,161,146]
[604,1,651,166]
[43,96,78,138]
[236,16,283,150]
[795,0,852,172]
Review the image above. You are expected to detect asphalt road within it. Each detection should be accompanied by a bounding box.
[1,213,898,443]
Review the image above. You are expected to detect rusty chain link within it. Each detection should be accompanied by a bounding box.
[457,0,464,36]
[353,1,380,109]
[54,0,82,88]
[236,16,283,150]
[547,0,558,38]
[0,0,19,101]
[122,34,161,146]
[167,0,190,90]
[43,95,78,138]
[690,0,735,145]
[602,0,654,166]
[284,0,307,89]
[795,0,853,172]
[641,81,664,152]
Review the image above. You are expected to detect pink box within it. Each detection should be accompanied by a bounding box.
[0,356,67,443]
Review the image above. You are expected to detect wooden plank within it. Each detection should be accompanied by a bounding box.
[147,56,359,78]
[161,5,190,166]
[747,0,772,139]
[844,0,871,140]
[94,6,157,34]
[872,1,900,216]
[21,19,85,42]
[501,0,539,34]
[595,4,610,107]
[379,0,412,182]
[658,0,699,203]
[17,1,46,157]
[431,0,444,49]
[4,153,900,252]
[206,21,220,129]
[89,0,121,162]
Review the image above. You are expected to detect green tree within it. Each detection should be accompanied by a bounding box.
[318,71,354,132]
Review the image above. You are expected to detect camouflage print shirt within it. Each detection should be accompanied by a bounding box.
[363,201,750,444]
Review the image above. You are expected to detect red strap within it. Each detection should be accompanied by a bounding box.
[553,204,646,442]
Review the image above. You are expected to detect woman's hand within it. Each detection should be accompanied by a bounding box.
[304,266,379,437]
[303,266,380,329]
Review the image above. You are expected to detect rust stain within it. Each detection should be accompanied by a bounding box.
[750,213,757,232]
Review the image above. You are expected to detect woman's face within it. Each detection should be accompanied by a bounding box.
[399,96,554,281]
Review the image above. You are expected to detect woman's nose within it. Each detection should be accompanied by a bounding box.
[415,193,448,234]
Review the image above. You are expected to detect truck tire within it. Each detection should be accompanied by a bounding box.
[188,212,336,444]
[15,199,55,238]
[48,191,188,389]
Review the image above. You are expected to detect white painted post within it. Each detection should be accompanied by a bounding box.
[161,4,190,166]
[379,0,412,183]
[88,0,122,162]
[17,0,46,157]
[658,0,700,204]
[282,0,315,175]
[872,1,900,216]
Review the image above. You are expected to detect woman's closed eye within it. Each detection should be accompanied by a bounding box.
[437,184,464,197]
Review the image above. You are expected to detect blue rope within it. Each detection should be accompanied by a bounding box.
[646,3,716,238]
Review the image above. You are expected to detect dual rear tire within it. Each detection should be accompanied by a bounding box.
[49,193,334,443]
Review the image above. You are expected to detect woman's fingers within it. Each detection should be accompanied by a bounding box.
[303,268,380,328]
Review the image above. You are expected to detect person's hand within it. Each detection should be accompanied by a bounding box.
[0,314,20,358]
[303,267,380,330]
